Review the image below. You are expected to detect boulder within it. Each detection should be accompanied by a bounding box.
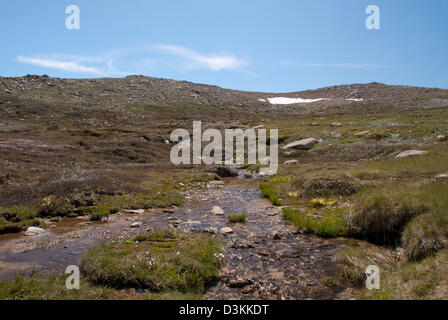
[283,138,319,151]
[210,206,224,215]
[396,150,428,158]
[436,174,448,179]
[24,226,46,236]
[331,121,342,127]
[283,160,298,165]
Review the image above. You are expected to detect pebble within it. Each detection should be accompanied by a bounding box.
[220,227,233,234]
[211,206,225,215]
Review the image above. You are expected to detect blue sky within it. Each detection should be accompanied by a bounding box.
[0,0,447,92]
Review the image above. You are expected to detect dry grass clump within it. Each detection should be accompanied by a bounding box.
[354,248,448,300]
[335,244,398,286]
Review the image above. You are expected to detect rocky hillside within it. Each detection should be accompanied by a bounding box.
[1,75,448,110]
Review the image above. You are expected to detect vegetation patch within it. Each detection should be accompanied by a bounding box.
[349,153,448,180]
[227,213,247,223]
[260,176,291,206]
[349,183,431,245]
[335,244,397,286]
[0,206,44,234]
[402,204,448,261]
[283,207,348,238]
[309,198,336,208]
[294,175,361,198]
[338,246,448,300]
[0,273,200,300]
[80,229,224,293]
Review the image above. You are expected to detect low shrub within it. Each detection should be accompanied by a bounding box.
[294,175,361,198]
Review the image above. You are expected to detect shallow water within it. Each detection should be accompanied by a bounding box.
[0,183,345,299]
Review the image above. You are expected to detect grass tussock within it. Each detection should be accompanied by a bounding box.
[402,206,448,261]
[350,184,430,245]
[283,207,348,238]
[350,180,448,260]
[260,176,291,206]
[80,229,224,293]
[227,213,247,223]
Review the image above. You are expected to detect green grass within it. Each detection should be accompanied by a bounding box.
[260,182,280,205]
[0,206,44,234]
[80,229,224,293]
[227,213,247,223]
[283,207,348,238]
[260,176,291,206]
[0,273,200,300]
[349,153,448,180]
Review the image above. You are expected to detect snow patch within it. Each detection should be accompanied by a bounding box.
[346,98,364,102]
[267,97,328,105]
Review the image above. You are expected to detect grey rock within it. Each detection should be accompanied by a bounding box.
[354,130,369,137]
[24,226,46,236]
[220,227,233,234]
[283,138,319,151]
[396,150,428,158]
[211,206,224,215]
[130,222,142,228]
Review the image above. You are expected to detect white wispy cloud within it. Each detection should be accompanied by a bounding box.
[154,45,247,71]
[16,45,250,76]
[17,55,104,74]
